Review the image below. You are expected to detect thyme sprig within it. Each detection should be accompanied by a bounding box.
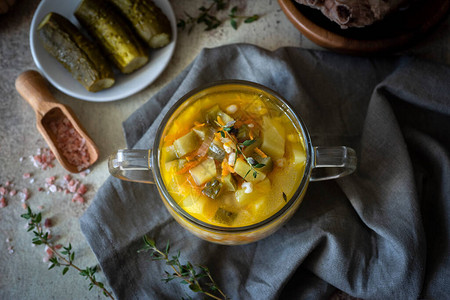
[217,120,265,179]
[21,207,114,299]
[177,0,259,33]
[139,236,228,300]
[229,6,259,30]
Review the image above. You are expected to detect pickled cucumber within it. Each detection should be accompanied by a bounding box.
[261,116,285,159]
[189,158,217,186]
[110,0,172,48]
[234,158,266,183]
[37,12,114,92]
[173,131,199,157]
[75,0,149,74]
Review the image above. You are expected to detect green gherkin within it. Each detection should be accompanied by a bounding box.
[75,0,149,74]
[110,0,172,48]
[37,12,115,92]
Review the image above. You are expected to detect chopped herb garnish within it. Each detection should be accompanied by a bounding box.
[244,15,259,23]
[229,5,260,30]
[242,139,256,147]
[282,192,287,202]
[178,1,260,33]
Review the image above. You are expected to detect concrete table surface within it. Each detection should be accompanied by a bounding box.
[0,1,449,299]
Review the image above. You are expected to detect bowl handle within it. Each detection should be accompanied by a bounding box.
[108,149,154,184]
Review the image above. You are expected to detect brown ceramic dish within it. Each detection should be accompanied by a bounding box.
[278,0,450,55]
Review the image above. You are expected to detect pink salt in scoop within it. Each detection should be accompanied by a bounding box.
[15,70,99,173]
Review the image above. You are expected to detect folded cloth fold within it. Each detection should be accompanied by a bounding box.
[80,44,450,299]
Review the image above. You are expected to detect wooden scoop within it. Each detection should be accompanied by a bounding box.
[15,70,99,173]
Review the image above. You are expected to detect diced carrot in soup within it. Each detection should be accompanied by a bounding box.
[160,88,306,227]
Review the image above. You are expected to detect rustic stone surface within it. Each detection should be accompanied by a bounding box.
[0,0,448,299]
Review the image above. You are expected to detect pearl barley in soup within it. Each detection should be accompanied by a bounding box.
[160,87,306,227]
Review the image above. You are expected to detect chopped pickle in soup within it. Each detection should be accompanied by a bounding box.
[160,89,306,227]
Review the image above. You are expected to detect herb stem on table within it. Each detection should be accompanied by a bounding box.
[139,236,229,300]
[21,206,115,299]
[177,0,259,33]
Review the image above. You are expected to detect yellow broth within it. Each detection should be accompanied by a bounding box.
[160,86,306,227]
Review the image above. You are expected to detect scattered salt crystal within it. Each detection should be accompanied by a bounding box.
[31,148,56,170]
[23,173,31,179]
[77,184,87,195]
[44,245,53,256]
[0,197,7,208]
[72,193,85,204]
[42,256,50,263]
[9,189,17,196]
[29,178,35,184]
[44,218,52,228]
[19,157,24,162]
[5,181,11,186]
[46,176,56,185]
[21,188,30,201]
[6,238,11,243]
[68,180,79,193]
[8,246,14,254]
[49,185,57,193]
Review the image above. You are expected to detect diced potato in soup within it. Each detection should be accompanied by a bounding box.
[160,87,306,227]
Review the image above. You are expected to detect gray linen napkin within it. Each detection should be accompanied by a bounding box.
[80,44,450,299]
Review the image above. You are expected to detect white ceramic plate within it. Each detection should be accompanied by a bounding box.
[30,0,177,102]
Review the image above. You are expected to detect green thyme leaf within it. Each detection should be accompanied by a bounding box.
[230,5,237,16]
[254,163,265,168]
[282,192,287,202]
[242,139,256,146]
[230,18,237,30]
[21,213,31,219]
[244,15,259,23]
[189,283,202,293]
[165,241,170,255]
[62,267,69,275]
